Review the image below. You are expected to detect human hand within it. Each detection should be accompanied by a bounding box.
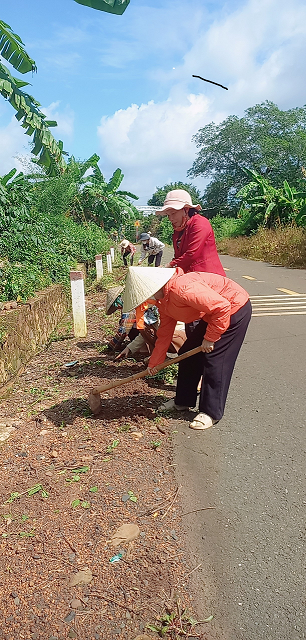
[146,365,159,376]
[115,346,130,360]
[201,339,215,353]
[137,260,142,265]
[164,262,173,268]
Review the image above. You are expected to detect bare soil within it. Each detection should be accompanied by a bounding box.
[0,275,208,640]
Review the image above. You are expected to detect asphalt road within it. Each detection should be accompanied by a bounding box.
[168,255,306,640]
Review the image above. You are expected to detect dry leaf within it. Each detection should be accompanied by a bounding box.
[69,568,93,586]
[108,523,140,548]
[130,431,143,441]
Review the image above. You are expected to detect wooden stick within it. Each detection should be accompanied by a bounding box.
[91,346,202,395]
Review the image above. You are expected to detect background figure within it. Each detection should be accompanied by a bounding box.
[137,233,165,267]
[120,239,136,266]
[156,189,225,276]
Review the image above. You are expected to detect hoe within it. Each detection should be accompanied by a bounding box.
[88,346,203,415]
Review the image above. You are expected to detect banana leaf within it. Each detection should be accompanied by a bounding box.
[0,20,36,74]
[73,0,130,15]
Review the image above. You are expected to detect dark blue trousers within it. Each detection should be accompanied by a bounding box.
[175,300,252,420]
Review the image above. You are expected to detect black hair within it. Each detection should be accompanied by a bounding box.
[187,207,199,218]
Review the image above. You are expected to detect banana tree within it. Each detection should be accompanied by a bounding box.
[0,20,67,175]
[73,0,130,14]
[79,166,139,230]
[237,168,306,230]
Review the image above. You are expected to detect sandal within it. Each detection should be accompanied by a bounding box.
[189,413,216,430]
[159,398,191,411]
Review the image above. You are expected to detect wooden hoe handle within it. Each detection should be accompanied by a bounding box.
[91,345,202,395]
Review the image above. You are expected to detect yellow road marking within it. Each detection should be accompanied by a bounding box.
[277,288,301,296]
[223,267,230,271]
[242,275,256,280]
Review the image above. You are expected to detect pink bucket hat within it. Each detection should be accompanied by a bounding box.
[156,189,201,215]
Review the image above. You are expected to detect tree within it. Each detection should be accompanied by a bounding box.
[188,101,306,215]
[74,164,139,230]
[0,2,129,174]
[148,181,205,209]
[0,20,67,175]
[74,0,130,14]
[237,168,306,232]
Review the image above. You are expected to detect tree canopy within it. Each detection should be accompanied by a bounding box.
[148,181,205,209]
[188,101,306,215]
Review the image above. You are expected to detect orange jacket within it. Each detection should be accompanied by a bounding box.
[148,268,249,369]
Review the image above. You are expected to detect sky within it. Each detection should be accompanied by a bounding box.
[1,0,306,204]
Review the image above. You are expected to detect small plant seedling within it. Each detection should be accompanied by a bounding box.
[151,440,161,450]
[117,423,131,433]
[127,490,137,503]
[19,530,35,538]
[89,486,98,493]
[106,439,119,453]
[21,514,29,522]
[5,492,21,504]
[71,499,91,509]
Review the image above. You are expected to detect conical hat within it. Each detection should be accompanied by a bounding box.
[123,267,176,313]
[105,286,124,315]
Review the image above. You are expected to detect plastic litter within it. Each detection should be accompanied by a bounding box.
[64,361,78,367]
[109,553,123,563]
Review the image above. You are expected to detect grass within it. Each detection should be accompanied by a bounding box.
[217,225,306,268]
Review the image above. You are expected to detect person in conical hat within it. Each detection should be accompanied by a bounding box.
[124,266,251,431]
[156,189,225,276]
[105,286,124,316]
[105,286,139,352]
[123,266,175,313]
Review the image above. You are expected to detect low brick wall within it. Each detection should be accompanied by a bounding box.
[0,284,69,387]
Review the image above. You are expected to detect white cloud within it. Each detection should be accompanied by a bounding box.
[0,102,74,176]
[97,0,306,202]
[0,115,31,176]
[97,94,211,202]
[42,102,74,139]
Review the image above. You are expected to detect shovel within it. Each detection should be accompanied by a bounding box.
[88,345,203,415]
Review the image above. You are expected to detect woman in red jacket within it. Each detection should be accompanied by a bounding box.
[157,189,225,276]
[123,266,252,430]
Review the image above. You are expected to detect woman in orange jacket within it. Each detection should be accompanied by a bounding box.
[123,266,252,430]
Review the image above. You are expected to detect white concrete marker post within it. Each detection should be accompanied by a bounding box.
[95,254,103,281]
[107,253,112,273]
[70,271,87,338]
[110,247,115,262]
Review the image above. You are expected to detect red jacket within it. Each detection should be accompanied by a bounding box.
[148,268,249,369]
[169,214,225,276]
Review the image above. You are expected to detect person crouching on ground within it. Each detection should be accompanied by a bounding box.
[120,239,136,266]
[123,267,252,430]
[137,233,165,267]
[105,286,139,352]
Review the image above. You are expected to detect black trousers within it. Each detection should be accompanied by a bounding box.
[175,300,252,420]
[123,251,134,266]
[148,251,163,267]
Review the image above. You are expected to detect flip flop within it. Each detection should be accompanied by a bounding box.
[189,413,216,430]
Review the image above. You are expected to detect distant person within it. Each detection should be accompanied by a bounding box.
[137,233,165,267]
[119,239,136,266]
[157,189,225,276]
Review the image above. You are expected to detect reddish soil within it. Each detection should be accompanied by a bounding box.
[0,275,208,640]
